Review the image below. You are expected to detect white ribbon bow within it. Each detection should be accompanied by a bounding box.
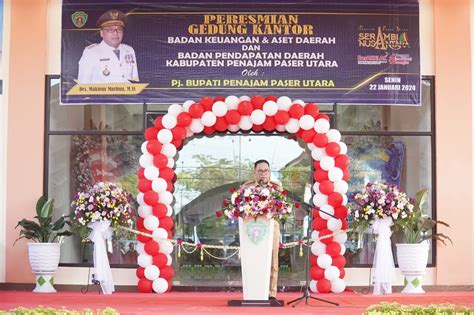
[371,216,396,295]
[88,220,115,295]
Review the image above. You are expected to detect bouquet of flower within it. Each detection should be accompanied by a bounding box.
[349,182,414,231]
[216,184,299,220]
[71,182,135,237]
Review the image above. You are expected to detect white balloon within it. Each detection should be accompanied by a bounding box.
[137,193,145,206]
[326,129,342,142]
[166,253,173,266]
[342,194,348,206]
[201,111,217,127]
[338,142,348,154]
[144,265,161,281]
[324,266,341,281]
[276,124,286,132]
[311,241,326,256]
[339,243,346,255]
[139,154,154,168]
[152,178,167,193]
[168,104,183,116]
[311,230,320,240]
[153,278,169,294]
[141,141,149,154]
[285,118,300,133]
[331,278,346,293]
[152,228,168,241]
[161,143,177,158]
[320,205,335,220]
[333,231,348,244]
[328,168,344,182]
[277,96,292,110]
[312,193,328,207]
[166,205,173,217]
[307,143,316,151]
[228,124,240,132]
[190,119,204,133]
[293,99,305,106]
[144,215,160,231]
[239,116,253,130]
[299,115,315,130]
[250,109,266,125]
[314,119,330,133]
[159,191,174,205]
[212,101,228,117]
[162,114,177,129]
[159,240,174,254]
[182,100,194,112]
[136,242,145,255]
[138,205,152,218]
[185,127,193,137]
[312,182,320,194]
[167,158,175,169]
[334,181,349,194]
[157,129,173,144]
[137,253,153,268]
[327,218,342,232]
[320,157,335,171]
[239,95,251,101]
[262,101,278,116]
[317,254,333,269]
[311,147,327,161]
[225,95,239,109]
[309,280,319,293]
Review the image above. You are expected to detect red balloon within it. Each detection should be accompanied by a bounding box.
[152,253,168,268]
[203,126,215,134]
[136,228,152,243]
[152,203,168,218]
[136,217,145,230]
[342,169,350,181]
[312,217,327,230]
[166,181,174,192]
[319,180,334,195]
[274,110,290,125]
[137,278,153,293]
[326,242,341,257]
[159,168,174,181]
[137,167,145,179]
[326,142,341,157]
[301,129,316,143]
[213,96,225,103]
[146,140,162,155]
[177,112,192,127]
[154,116,164,129]
[251,95,265,109]
[144,127,159,141]
[332,255,346,268]
[171,126,186,141]
[328,192,343,207]
[313,169,329,181]
[263,116,277,131]
[339,268,345,278]
[238,101,253,115]
[319,229,333,244]
[334,206,348,219]
[289,104,304,118]
[200,97,214,111]
[136,267,145,279]
[310,266,325,280]
[313,134,328,148]
[313,160,320,170]
[214,117,228,132]
[166,280,173,293]
[153,154,168,169]
[138,179,153,193]
[160,266,175,280]
[304,103,320,117]
[265,95,277,102]
[310,255,318,266]
[295,129,304,139]
[335,154,350,168]
[312,208,321,218]
[171,139,182,149]
[189,103,204,118]
[317,113,330,122]
[144,191,159,206]
[144,241,161,256]
[340,218,348,230]
[160,216,174,230]
[166,229,173,239]
[317,279,332,293]
[252,124,264,132]
[225,110,241,125]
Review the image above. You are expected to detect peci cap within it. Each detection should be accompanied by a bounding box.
[96,10,126,28]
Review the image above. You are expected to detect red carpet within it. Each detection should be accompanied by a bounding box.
[0,290,473,314]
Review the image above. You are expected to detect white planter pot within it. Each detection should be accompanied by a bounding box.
[28,243,61,293]
[396,243,429,294]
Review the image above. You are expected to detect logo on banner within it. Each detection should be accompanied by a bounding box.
[246,221,268,245]
[72,11,88,28]
[358,26,410,51]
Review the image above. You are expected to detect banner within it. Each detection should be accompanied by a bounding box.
[61,1,420,105]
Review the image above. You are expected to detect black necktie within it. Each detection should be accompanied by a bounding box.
[113,49,120,60]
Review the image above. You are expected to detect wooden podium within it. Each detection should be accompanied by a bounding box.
[227,217,283,307]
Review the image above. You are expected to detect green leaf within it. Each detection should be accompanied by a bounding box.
[38,198,54,221]
[35,196,47,218]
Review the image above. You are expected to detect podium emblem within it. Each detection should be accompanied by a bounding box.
[246,221,268,245]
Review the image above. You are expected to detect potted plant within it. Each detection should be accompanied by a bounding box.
[15,196,73,293]
[394,189,452,294]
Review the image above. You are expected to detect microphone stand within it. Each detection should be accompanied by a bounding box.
[286,205,339,307]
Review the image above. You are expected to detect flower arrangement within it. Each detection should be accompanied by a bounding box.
[71,182,135,236]
[349,182,414,231]
[215,184,299,220]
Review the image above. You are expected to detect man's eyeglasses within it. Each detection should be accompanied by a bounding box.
[256,169,270,174]
[102,27,124,34]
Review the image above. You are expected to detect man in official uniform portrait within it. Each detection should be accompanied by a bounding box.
[77,10,139,84]
[241,159,282,300]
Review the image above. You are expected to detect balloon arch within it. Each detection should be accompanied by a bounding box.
[134,95,350,294]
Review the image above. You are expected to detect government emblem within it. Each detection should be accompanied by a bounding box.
[246,221,267,245]
[72,11,88,28]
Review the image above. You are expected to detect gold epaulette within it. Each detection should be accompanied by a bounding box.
[86,43,98,49]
